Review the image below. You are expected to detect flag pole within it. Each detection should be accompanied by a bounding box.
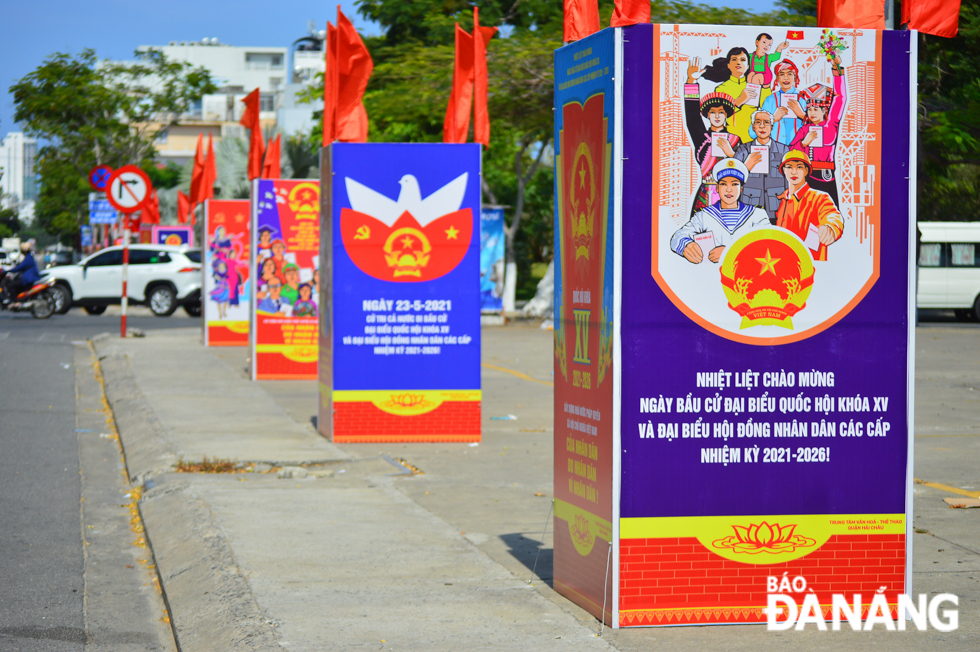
[121,217,130,338]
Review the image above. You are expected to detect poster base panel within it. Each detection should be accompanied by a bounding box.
[332,433,481,443]
[619,514,906,627]
[254,351,317,380]
[331,390,480,442]
[206,322,249,346]
[553,506,615,626]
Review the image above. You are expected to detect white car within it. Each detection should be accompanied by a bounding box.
[42,244,201,316]
[918,222,980,320]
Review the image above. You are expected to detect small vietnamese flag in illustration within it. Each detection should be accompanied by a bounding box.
[787,30,804,40]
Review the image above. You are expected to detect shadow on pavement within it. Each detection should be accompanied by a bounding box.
[500,532,554,587]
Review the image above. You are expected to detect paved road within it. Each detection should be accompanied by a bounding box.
[0,305,194,343]
[0,321,85,649]
[0,309,183,650]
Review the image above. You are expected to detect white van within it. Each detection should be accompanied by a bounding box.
[918,222,980,319]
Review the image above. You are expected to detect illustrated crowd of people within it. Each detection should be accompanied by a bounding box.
[209,225,246,320]
[254,226,319,317]
[672,31,846,266]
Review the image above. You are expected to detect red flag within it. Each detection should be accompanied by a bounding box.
[262,134,282,179]
[335,8,373,143]
[190,134,204,205]
[143,189,161,225]
[444,24,474,144]
[817,0,884,29]
[903,0,961,37]
[787,30,805,40]
[200,135,217,205]
[611,0,650,27]
[324,8,373,145]
[473,8,497,148]
[177,191,190,225]
[564,0,600,42]
[239,88,265,181]
[323,21,338,146]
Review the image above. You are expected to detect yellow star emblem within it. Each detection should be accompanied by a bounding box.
[445,225,459,240]
[755,248,781,276]
[578,167,586,188]
[400,236,415,249]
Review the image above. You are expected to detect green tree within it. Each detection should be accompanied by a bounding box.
[301,0,819,299]
[10,49,214,241]
[915,0,980,221]
[0,190,22,238]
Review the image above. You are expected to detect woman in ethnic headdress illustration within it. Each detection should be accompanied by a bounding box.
[684,57,742,215]
[210,259,231,320]
[789,54,846,207]
[698,47,762,143]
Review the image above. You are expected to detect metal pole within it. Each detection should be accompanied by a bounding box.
[121,223,130,338]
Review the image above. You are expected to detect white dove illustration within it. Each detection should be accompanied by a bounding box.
[345,173,469,227]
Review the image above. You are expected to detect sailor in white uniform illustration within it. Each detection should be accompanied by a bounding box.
[670,158,771,264]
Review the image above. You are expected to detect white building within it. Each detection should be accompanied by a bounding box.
[277,26,325,136]
[133,38,288,163]
[0,132,38,224]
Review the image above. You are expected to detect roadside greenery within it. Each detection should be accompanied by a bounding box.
[10,49,213,241]
[9,0,978,265]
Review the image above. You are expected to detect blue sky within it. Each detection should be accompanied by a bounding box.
[0,0,778,138]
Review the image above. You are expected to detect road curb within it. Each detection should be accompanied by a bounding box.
[139,482,282,652]
[92,334,282,651]
[92,333,179,484]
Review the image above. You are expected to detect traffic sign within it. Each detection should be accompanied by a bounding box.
[88,165,113,191]
[106,165,152,213]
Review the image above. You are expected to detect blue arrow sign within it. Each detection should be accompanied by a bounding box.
[89,210,118,225]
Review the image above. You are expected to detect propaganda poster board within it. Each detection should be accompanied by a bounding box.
[151,225,193,246]
[318,143,482,443]
[250,179,320,379]
[480,207,506,312]
[203,199,250,346]
[554,24,916,628]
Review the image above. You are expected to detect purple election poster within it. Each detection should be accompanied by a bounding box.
[614,24,915,627]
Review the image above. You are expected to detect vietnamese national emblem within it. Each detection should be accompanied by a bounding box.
[569,142,596,261]
[288,182,320,220]
[720,229,815,330]
[340,173,473,282]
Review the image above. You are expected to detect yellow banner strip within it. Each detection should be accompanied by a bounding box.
[621,514,906,539]
[555,499,612,541]
[333,390,481,402]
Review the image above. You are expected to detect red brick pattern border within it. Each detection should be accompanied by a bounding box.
[619,534,905,626]
[333,400,480,442]
[254,352,317,380]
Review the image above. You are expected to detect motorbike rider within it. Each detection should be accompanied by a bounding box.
[1,242,40,305]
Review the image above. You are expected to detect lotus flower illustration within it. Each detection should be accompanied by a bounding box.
[712,522,817,555]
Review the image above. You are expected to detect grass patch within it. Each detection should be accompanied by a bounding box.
[174,457,241,473]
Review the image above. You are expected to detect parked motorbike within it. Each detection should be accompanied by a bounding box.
[0,272,57,319]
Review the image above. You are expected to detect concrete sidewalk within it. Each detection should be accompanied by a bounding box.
[94,325,611,651]
[92,324,980,651]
